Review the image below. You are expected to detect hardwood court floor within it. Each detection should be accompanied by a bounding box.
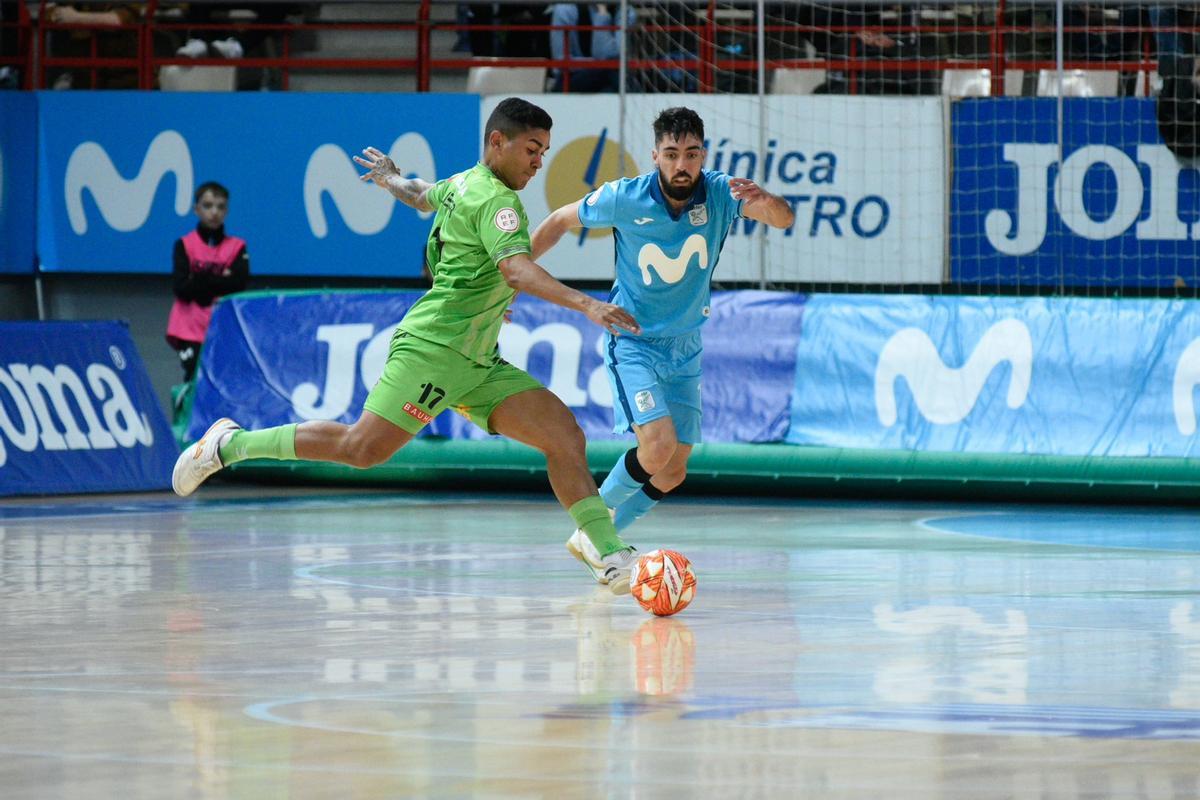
[1,486,1198,799]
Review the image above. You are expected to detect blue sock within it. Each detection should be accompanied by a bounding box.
[599,447,651,509]
[613,483,667,532]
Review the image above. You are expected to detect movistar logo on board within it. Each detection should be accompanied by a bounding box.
[1173,339,1200,435]
[64,130,193,235]
[874,319,1033,426]
[637,234,708,286]
[0,357,155,467]
[303,133,435,239]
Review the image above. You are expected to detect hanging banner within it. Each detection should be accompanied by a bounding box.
[187,290,803,444]
[788,294,1200,457]
[36,92,478,277]
[0,92,36,274]
[952,98,1200,288]
[0,321,178,496]
[486,94,946,284]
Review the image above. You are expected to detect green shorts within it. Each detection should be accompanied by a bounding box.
[363,330,544,435]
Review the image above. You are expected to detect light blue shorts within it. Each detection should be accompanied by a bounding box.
[604,330,703,444]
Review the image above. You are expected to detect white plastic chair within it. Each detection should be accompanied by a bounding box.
[769,68,827,95]
[158,65,236,92]
[941,68,1025,97]
[1135,70,1162,97]
[466,66,547,95]
[1036,69,1119,97]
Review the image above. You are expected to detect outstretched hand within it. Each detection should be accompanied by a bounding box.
[353,146,401,188]
[587,300,640,336]
[729,177,769,207]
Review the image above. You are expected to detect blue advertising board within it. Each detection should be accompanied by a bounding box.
[952,98,1200,288]
[0,321,178,496]
[188,290,803,444]
[0,93,37,274]
[788,294,1200,457]
[36,92,478,276]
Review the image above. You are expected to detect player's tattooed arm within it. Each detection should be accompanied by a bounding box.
[531,200,585,260]
[353,146,434,212]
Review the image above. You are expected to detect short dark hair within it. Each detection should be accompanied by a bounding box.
[484,97,553,144]
[194,181,229,204]
[653,107,705,146]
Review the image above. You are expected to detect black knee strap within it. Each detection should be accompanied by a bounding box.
[642,483,667,501]
[625,447,653,483]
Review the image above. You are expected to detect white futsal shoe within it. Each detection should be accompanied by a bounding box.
[566,529,637,595]
[172,417,241,497]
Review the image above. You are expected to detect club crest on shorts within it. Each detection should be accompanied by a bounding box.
[494,207,520,232]
[635,390,656,413]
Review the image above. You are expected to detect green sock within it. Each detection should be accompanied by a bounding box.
[569,494,626,557]
[218,424,298,465]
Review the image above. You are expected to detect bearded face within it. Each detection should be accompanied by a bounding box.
[653,133,705,203]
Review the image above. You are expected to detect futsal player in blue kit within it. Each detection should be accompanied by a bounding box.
[532,107,795,584]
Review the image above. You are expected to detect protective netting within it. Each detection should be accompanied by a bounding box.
[620,1,1198,296]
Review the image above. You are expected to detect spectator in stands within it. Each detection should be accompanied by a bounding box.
[44,2,141,89]
[1150,5,1197,80]
[630,1,697,93]
[465,3,548,58]
[1152,6,1199,160]
[815,4,939,95]
[173,4,246,61]
[172,2,302,89]
[1064,4,1144,65]
[0,0,21,88]
[463,3,497,56]
[452,4,471,52]
[548,2,636,92]
[166,181,249,384]
[766,2,832,65]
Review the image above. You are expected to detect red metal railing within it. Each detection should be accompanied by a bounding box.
[10,1,1181,94]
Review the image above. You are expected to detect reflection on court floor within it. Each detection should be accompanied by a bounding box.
[1,487,1198,799]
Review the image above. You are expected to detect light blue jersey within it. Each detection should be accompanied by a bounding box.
[577,170,743,338]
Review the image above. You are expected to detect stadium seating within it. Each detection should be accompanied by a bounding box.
[941,68,1025,98]
[769,68,826,95]
[158,65,237,92]
[1036,69,1120,98]
[465,66,547,96]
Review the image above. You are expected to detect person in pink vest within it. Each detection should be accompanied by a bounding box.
[165,181,250,382]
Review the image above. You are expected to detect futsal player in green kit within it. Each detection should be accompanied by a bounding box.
[172,98,643,592]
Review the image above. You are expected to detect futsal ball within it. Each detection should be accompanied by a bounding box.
[630,549,696,617]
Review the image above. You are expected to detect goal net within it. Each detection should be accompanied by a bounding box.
[617,0,1197,296]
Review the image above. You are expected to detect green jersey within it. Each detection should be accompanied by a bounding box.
[399,162,531,365]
